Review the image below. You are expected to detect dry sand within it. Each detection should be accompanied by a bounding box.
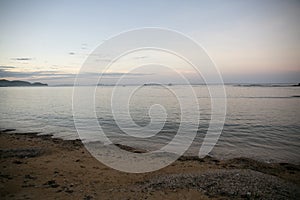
[0,129,299,200]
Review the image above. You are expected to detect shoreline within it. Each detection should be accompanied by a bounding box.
[0,129,299,199]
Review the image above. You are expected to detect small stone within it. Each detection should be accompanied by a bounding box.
[13,160,23,164]
[43,180,60,188]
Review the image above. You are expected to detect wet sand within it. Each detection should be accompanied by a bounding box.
[0,129,299,200]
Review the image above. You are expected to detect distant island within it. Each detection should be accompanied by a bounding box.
[234,83,300,87]
[143,83,173,86]
[293,83,300,87]
[0,79,48,87]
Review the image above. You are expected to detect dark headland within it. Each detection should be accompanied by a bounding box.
[0,79,47,87]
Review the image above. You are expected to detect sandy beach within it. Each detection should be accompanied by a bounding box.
[0,129,299,200]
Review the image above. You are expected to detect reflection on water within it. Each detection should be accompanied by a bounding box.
[0,85,299,164]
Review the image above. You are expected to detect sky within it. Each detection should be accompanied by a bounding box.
[0,0,299,85]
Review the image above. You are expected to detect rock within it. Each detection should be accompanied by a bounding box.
[0,129,16,133]
[12,160,23,164]
[84,195,93,200]
[24,174,37,180]
[44,180,60,188]
[114,143,148,153]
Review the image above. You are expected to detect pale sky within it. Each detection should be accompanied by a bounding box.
[0,0,299,85]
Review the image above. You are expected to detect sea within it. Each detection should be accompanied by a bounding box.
[0,85,299,164]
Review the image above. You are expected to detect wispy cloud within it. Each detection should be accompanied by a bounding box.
[81,43,88,50]
[133,56,148,60]
[0,66,15,69]
[0,69,66,78]
[0,66,151,80]
[95,58,113,62]
[10,57,33,61]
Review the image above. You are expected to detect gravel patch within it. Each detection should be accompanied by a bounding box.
[0,148,44,158]
[139,169,300,199]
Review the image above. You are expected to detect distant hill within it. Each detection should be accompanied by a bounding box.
[0,79,48,87]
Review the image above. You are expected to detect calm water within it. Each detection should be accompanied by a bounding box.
[0,85,299,164]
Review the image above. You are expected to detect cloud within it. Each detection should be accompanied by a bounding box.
[133,56,148,59]
[69,52,75,55]
[0,69,64,78]
[81,43,88,50]
[0,66,151,80]
[83,72,151,77]
[94,55,148,62]
[95,58,113,62]
[0,66,15,69]
[10,57,33,61]
[0,66,72,78]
